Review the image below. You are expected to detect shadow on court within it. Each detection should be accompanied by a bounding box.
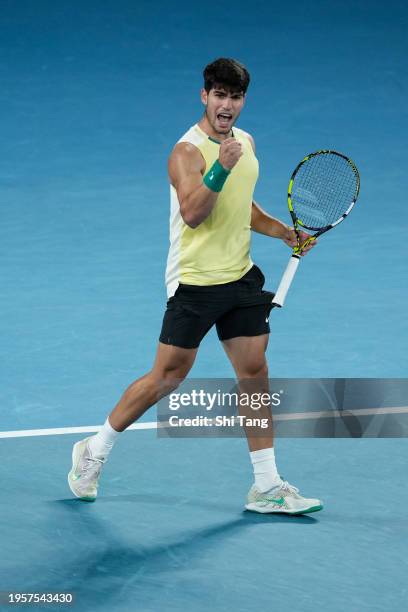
[47,497,319,610]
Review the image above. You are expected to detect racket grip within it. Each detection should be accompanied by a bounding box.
[272,254,301,308]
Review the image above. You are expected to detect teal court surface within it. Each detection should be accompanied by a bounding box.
[1,1,407,610]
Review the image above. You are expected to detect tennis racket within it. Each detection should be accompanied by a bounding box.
[272,150,360,308]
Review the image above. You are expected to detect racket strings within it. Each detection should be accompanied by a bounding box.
[291,153,358,229]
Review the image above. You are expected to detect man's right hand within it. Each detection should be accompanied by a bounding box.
[219,137,243,170]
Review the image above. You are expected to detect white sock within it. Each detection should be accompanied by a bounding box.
[88,417,120,460]
[250,447,283,492]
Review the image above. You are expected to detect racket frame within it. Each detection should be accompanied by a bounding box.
[289,149,360,238]
[272,150,360,308]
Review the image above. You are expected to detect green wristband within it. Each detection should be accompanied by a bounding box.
[203,159,231,192]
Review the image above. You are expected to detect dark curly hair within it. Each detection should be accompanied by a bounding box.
[203,58,250,94]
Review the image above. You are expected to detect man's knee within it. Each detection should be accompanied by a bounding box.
[160,364,190,393]
[238,359,268,379]
[151,351,195,394]
[161,356,193,380]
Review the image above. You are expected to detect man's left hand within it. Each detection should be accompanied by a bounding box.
[282,227,317,256]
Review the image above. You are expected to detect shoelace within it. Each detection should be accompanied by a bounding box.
[279,481,300,496]
[81,456,104,481]
[261,481,300,499]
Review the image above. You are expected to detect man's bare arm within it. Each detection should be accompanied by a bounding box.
[247,133,315,253]
[168,143,218,228]
[251,200,291,239]
[168,138,242,229]
[244,133,291,239]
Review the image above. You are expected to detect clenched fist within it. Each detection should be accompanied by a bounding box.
[219,138,243,170]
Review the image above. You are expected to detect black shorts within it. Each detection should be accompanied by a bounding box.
[159,265,275,349]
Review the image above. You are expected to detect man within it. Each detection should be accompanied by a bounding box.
[68,58,322,515]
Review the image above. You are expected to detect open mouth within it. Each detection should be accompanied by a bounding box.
[217,113,232,124]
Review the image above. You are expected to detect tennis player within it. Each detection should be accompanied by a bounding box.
[68,58,322,515]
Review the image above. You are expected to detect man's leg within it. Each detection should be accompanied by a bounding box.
[109,342,198,431]
[68,342,197,500]
[222,333,273,452]
[222,334,323,514]
[222,334,282,491]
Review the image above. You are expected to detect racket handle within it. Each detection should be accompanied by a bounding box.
[272,254,301,308]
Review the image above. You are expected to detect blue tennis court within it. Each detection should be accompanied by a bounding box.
[1,1,407,610]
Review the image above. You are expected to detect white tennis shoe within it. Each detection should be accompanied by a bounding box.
[68,437,105,502]
[245,480,323,515]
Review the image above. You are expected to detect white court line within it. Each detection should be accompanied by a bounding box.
[0,422,157,439]
[274,406,408,421]
[0,406,407,439]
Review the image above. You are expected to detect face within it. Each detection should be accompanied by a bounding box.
[201,86,245,135]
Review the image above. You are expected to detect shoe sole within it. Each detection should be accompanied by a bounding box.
[67,439,96,502]
[245,503,323,515]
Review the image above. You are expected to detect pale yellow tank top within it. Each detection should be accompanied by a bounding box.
[165,123,259,297]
